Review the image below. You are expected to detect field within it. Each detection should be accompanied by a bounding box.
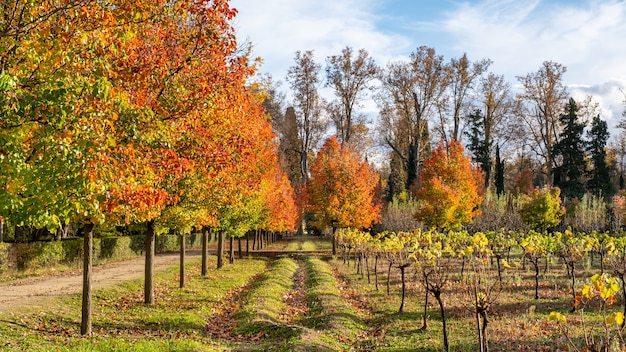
[0,236,620,351]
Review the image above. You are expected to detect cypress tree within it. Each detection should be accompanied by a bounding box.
[587,115,614,197]
[552,98,586,199]
[495,145,505,196]
[465,109,491,188]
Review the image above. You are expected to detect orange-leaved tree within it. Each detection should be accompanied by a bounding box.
[415,140,484,230]
[305,137,381,254]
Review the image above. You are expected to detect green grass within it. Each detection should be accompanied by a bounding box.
[0,256,267,351]
[277,236,332,252]
[302,257,367,348]
[234,257,302,350]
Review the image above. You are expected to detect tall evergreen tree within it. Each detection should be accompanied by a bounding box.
[495,145,505,196]
[587,115,614,197]
[552,98,586,199]
[465,109,491,188]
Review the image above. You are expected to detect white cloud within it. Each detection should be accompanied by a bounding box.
[437,0,626,135]
[231,0,626,139]
[231,0,410,83]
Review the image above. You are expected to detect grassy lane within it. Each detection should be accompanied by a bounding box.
[0,256,267,351]
[301,257,369,351]
[233,257,301,349]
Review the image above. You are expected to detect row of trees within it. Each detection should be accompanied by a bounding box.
[0,0,301,335]
[264,45,626,207]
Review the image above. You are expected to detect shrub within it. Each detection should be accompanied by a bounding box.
[0,242,10,272]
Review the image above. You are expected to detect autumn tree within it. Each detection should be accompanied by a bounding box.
[286,50,326,185]
[414,140,484,230]
[517,61,569,186]
[519,187,564,232]
[326,46,378,146]
[305,137,381,254]
[0,0,152,334]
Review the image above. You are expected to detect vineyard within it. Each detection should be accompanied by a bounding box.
[0,235,625,351]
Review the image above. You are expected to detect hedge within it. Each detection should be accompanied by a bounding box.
[0,233,207,273]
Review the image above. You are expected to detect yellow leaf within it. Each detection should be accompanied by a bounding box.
[501,259,510,269]
[582,285,592,299]
[615,312,624,326]
[548,311,566,324]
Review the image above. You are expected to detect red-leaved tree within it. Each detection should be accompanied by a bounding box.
[305,137,381,254]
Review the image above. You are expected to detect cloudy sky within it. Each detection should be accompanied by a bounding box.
[230,0,626,134]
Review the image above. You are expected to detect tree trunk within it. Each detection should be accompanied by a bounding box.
[179,234,185,289]
[246,232,250,255]
[201,228,208,277]
[332,227,337,256]
[476,309,483,352]
[374,255,379,291]
[619,273,626,329]
[481,311,489,352]
[81,223,94,335]
[217,230,224,269]
[422,281,429,329]
[533,260,540,300]
[599,252,604,274]
[0,219,4,242]
[229,236,234,264]
[145,220,156,305]
[434,291,449,352]
[252,229,257,250]
[570,262,575,312]
[399,266,406,313]
[365,255,370,284]
[238,237,242,259]
[496,256,502,284]
[387,260,393,296]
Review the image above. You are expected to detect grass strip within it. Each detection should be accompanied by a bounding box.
[234,257,301,348]
[301,257,367,349]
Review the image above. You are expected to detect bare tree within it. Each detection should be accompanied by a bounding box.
[258,76,302,187]
[478,72,514,187]
[377,46,448,191]
[516,61,569,186]
[326,46,378,146]
[286,50,326,184]
[447,53,492,142]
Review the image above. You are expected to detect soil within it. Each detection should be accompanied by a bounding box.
[0,249,202,312]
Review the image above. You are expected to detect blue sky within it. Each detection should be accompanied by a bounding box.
[230,0,626,132]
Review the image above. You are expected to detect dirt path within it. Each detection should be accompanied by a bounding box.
[0,249,202,312]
